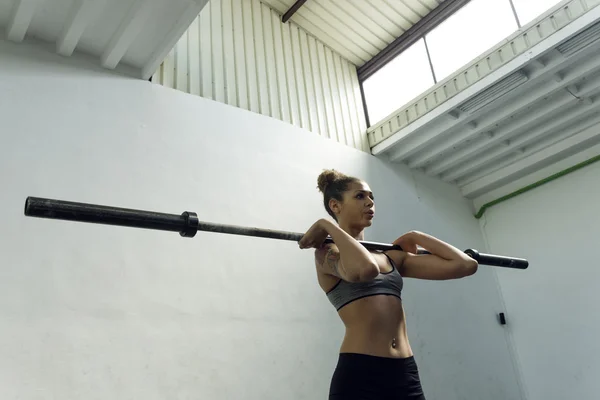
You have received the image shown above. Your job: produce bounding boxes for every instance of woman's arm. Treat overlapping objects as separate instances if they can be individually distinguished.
[309,219,380,282]
[393,231,478,280]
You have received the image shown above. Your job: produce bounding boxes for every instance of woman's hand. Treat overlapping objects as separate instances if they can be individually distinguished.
[301,219,380,281]
[392,231,421,254]
[298,219,331,249]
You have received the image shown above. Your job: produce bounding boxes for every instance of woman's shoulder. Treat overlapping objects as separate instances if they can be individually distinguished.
[381,249,407,268]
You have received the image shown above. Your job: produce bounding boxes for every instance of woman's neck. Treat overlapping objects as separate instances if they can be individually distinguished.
[339,221,364,241]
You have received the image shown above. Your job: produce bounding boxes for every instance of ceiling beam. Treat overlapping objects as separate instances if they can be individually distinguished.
[460,122,600,198]
[357,0,472,82]
[432,94,577,174]
[422,52,600,174]
[443,99,600,182]
[458,111,600,187]
[442,78,600,181]
[57,0,104,56]
[282,0,308,23]
[101,0,154,70]
[6,0,43,42]
[472,141,600,210]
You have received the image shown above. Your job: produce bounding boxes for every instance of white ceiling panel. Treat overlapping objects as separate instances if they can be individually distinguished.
[0,0,209,79]
[259,0,444,66]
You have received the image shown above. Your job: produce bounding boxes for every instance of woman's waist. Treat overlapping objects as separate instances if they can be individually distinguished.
[343,319,408,338]
[340,326,412,358]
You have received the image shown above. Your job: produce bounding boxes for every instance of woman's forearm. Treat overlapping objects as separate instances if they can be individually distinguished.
[412,231,473,262]
[320,219,379,280]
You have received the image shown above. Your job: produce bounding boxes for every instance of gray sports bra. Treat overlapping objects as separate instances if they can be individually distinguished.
[325,252,403,311]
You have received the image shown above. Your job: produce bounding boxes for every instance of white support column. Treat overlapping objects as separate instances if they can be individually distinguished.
[6,0,43,42]
[57,0,104,56]
[101,0,154,70]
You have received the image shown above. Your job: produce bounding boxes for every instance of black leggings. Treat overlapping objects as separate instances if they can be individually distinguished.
[329,353,426,400]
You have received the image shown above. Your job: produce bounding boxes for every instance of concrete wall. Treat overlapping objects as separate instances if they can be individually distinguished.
[0,38,520,400]
[481,158,600,400]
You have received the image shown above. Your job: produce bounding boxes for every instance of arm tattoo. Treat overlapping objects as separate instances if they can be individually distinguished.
[326,248,342,276]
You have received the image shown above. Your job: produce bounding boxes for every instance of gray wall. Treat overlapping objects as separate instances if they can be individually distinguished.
[0,38,520,400]
[481,159,600,400]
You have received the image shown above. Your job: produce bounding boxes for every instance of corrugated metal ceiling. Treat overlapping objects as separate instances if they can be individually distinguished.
[259,0,443,66]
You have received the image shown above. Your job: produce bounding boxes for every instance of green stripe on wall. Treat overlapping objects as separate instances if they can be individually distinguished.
[475,154,600,219]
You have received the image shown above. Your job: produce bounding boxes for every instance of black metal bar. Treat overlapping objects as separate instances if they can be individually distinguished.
[357,0,472,82]
[508,0,522,29]
[423,36,438,84]
[24,196,528,269]
[24,197,399,251]
[282,0,307,23]
[25,197,185,233]
[359,80,371,128]
[464,249,528,270]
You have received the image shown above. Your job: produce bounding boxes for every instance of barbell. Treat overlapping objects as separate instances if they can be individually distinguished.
[23,196,528,270]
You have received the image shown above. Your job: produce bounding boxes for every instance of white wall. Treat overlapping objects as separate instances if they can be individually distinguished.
[153,0,369,152]
[480,160,600,400]
[0,38,521,400]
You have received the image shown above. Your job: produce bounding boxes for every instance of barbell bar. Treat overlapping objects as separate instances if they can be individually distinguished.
[23,197,528,270]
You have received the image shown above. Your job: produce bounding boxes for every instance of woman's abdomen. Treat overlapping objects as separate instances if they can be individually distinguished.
[338,295,413,358]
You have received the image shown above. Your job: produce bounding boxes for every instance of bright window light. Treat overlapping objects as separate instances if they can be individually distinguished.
[512,0,562,26]
[362,38,435,126]
[425,0,518,82]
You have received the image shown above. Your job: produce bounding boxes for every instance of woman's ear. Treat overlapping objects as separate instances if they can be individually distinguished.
[329,198,341,216]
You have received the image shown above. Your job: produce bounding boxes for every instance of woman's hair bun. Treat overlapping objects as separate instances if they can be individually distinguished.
[317,169,345,193]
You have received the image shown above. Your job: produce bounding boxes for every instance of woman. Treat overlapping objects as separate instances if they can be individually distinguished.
[298,169,478,400]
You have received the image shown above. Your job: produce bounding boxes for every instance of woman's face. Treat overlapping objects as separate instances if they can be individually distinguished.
[333,181,375,228]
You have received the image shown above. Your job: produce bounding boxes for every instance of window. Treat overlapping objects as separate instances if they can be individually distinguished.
[362,38,435,125]
[511,0,562,26]
[425,0,518,83]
